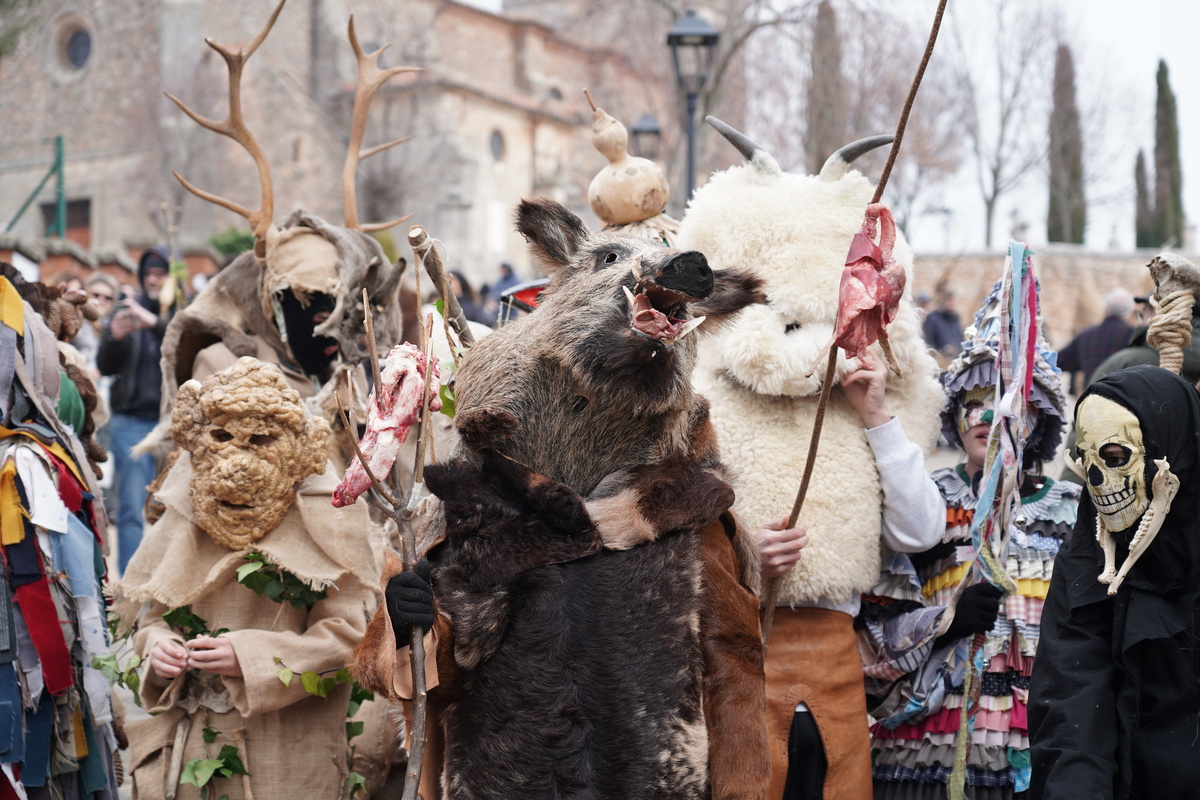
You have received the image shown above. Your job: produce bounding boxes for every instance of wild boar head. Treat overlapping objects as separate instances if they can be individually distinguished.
[451,197,762,494]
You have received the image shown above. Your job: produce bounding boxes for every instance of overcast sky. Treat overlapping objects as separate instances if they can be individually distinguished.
[461,0,1199,254]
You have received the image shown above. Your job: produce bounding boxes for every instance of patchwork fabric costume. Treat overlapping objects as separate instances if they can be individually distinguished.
[860,281,1079,799]
[1030,366,1200,799]
[0,273,120,797]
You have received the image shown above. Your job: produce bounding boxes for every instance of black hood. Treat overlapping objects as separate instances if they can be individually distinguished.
[1065,365,1200,646]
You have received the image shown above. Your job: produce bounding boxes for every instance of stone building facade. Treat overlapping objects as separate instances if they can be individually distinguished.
[0,0,675,289]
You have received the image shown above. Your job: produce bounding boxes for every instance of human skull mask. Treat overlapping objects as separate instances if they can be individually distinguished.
[1075,394,1148,533]
[172,359,330,549]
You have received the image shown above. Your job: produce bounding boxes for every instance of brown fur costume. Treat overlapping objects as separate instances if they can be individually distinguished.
[355,198,770,799]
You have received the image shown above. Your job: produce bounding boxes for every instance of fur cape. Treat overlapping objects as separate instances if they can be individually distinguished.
[355,443,769,800]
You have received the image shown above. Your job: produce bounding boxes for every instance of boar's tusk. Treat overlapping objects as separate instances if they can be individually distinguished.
[676,315,706,341]
[623,285,638,312]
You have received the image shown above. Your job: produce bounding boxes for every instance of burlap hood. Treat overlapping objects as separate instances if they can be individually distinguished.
[113,450,379,629]
[159,209,404,415]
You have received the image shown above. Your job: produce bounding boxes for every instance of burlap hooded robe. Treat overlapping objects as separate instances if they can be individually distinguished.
[115,452,379,800]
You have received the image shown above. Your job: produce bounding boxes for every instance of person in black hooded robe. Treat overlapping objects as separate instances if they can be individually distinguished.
[1029,365,1200,799]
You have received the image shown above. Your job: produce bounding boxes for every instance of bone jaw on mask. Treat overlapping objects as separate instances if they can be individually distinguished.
[1095,457,1180,595]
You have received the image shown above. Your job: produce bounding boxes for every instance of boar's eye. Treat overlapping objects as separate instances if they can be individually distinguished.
[785,322,802,334]
[603,251,619,265]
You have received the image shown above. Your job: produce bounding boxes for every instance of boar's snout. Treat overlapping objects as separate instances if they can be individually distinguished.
[654,251,713,300]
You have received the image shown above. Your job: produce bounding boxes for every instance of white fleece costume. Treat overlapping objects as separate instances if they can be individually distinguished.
[677,130,945,799]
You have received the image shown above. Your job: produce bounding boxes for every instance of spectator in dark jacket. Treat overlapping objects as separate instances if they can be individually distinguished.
[922,288,963,364]
[1057,287,1134,392]
[97,247,172,573]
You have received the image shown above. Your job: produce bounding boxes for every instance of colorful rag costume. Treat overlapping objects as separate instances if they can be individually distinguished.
[1029,366,1200,799]
[0,273,120,797]
[862,467,1078,798]
[860,266,1078,799]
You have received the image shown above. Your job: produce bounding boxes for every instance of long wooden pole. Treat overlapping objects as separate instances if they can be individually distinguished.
[760,0,950,647]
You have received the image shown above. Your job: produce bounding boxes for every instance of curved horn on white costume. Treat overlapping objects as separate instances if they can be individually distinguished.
[706,116,781,176]
[819,135,894,181]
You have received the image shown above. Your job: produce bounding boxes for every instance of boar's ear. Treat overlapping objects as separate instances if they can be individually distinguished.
[516,197,589,273]
[694,268,765,326]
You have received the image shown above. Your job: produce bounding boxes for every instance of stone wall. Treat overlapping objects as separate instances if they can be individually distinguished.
[913,246,1178,350]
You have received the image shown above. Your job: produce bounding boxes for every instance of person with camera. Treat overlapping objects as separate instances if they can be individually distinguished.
[97,247,173,574]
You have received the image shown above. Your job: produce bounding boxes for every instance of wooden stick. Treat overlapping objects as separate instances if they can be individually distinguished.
[362,288,384,394]
[164,716,191,800]
[412,313,436,487]
[763,0,950,649]
[408,225,475,348]
[761,346,837,644]
[230,728,256,800]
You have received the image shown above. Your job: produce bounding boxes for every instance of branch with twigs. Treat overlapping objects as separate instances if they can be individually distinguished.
[336,289,438,800]
[337,220,475,800]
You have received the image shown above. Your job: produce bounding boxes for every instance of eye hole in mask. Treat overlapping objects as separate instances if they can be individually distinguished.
[957,385,996,434]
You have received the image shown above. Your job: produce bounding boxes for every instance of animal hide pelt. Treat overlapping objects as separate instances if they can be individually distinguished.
[421,450,760,800]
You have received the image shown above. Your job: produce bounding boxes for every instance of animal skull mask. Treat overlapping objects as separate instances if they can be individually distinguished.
[1075,394,1149,534]
[171,358,331,549]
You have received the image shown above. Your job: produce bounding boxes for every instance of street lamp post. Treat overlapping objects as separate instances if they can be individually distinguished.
[629,113,663,160]
[667,10,719,202]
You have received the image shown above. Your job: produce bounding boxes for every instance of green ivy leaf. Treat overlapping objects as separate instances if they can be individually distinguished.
[346,720,364,741]
[164,606,211,638]
[236,561,265,581]
[350,684,374,706]
[181,758,223,788]
[277,668,294,687]
[439,384,456,418]
[345,771,368,799]
[335,668,353,684]
[434,298,445,317]
[300,671,322,696]
[217,745,249,776]
[91,653,120,683]
[202,728,218,744]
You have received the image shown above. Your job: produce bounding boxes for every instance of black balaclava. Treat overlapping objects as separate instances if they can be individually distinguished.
[279,290,339,379]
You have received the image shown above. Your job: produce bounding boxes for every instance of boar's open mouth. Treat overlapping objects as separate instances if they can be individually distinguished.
[623,284,706,347]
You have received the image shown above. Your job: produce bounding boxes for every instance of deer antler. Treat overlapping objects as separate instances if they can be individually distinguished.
[166,0,284,251]
[343,17,421,233]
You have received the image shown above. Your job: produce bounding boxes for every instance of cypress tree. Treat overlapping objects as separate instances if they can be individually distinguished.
[804,0,846,174]
[1135,150,1156,248]
[1154,60,1184,247]
[1047,44,1086,243]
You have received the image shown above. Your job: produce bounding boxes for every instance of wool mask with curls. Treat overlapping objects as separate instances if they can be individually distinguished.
[172,358,331,550]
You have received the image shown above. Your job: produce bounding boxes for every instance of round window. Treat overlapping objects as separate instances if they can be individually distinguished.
[490,129,505,162]
[64,28,91,69]
[50,15,94,76]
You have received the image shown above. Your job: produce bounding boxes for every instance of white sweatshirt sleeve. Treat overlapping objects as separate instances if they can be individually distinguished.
[865,417,945,554]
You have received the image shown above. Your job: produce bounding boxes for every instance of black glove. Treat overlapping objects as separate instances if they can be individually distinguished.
[937,582,1004,645]
[386,558,434,644]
